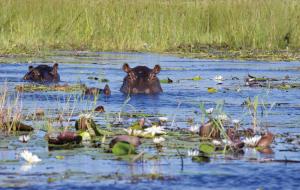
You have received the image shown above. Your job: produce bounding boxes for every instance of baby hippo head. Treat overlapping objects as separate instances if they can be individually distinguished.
[23,63,60,83]
[120,63,163,94]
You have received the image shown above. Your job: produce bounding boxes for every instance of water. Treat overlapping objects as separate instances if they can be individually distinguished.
[0,52,300,190]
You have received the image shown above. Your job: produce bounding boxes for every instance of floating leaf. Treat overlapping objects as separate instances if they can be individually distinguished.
[160,78,173,84]
[192,155,210,163]
[199,143,215,154]
[129,122,143,130]
[112,142,137,156]
[55,155,65,160]
[207,87,217,93]
[193,76,202,81]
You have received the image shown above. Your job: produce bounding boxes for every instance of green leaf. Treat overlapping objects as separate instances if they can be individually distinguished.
[207,87,217,93]
[112,142,137,156]
[199,143,215,154]
[192,155,210,163]
[193,76,202,81]
[129,122,143,130]
[55,155,65,160]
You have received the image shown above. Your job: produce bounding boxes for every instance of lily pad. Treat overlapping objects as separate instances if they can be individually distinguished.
[112,142,137,156]
[193,76,202,81]
[207,87,217,93]
[192,155,210,163]
[199,143,215,154]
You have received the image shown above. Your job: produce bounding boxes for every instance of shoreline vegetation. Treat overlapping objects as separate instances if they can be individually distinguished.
[0,0,299,61]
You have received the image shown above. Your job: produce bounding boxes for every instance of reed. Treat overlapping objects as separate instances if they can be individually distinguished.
[0,0,299,54]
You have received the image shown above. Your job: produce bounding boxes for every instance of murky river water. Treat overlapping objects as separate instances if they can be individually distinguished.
[0,52,300,190]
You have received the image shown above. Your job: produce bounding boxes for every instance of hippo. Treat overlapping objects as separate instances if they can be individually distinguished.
[120,63,163,94]
[23,63,60,83]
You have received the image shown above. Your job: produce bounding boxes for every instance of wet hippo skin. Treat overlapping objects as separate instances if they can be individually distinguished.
[120,63,163,94]
[23,63,60,83]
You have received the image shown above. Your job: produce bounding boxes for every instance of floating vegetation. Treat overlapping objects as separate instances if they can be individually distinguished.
[192,76,203,81]
[112,142,137,156]
[160,78,173,84]
[207,87,217,93]
[15,84,86,92]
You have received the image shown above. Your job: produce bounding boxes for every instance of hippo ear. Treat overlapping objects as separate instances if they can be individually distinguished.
[153,65,161,74]
[51,63,58,75]
[28,66,34,71]
[122,63,131,73]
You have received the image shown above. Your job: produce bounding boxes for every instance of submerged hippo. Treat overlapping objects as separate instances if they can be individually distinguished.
[120,63,163,94]
[23,63,60,83]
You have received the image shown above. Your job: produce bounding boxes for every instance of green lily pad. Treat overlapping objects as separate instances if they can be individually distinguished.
[112,142,137,156]
[193,76,202,81]
[129,122,143,130]
[192,155,210,163]
[199,143,215,154]
[207,87,217,93]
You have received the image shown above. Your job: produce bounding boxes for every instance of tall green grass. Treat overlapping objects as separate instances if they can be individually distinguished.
[0,0,299,54]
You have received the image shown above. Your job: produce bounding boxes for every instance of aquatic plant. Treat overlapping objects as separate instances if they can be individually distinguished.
[20,150,42,164]
[144,125,166,137]
[153,137,165,144]
[0,84,32,132]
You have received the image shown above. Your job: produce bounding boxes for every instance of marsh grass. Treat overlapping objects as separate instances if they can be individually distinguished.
[0,0,299,54]
[0,84,23,132]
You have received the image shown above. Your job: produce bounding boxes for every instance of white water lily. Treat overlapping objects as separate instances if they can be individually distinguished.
[187,149,199,157]
[206,108,214,114]
[158,117,168,122]
[243,135,262,147]
[188,125,200,133]
[144,125,166,136]
[20,150,42,164]
[19,135,30,143]
[212,139,222,146]
[232,119,240,124]
[215,114,229,121]
[153,137,165,144]
[214,75,224,82]
[123,128,145,136]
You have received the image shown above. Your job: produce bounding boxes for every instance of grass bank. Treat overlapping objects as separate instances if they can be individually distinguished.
[0,0,299,58]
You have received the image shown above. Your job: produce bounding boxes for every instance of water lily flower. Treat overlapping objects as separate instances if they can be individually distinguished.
[214,75,224,83]
[215,114,229,121]
[144,125,166,136]
[20,150,42,164]
[19,135,30,143]
[189,124,200,133]
[123,128,145,136]
[232,119,240,124]
[153,137,165,144]
[205,108,214,114]
[158,117,168,122]
[187,149,199,157]
[212,139,222,146]
[243,135,262,147]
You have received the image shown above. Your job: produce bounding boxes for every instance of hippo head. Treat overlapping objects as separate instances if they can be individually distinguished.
[120,63,163,94]
[23,63,60,83]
